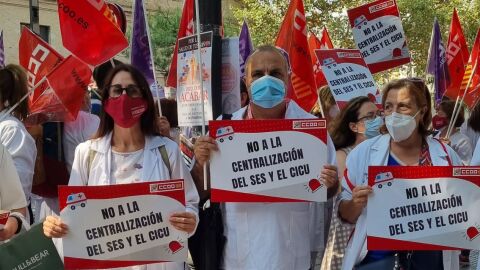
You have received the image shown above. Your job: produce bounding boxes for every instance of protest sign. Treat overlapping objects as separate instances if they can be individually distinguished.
[59,180,187,269]
[0,210,9,230]
[221,37,241,114]
[0,223,64,270]
[209,119,328,202]
[367,166,480,250]
[176,32,213,126]
[347,0,410,73]
[315,49,379,108]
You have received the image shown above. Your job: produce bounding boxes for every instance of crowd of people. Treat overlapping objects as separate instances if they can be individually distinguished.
[1,44,480,270]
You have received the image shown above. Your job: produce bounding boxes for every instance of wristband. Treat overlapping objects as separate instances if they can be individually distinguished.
[11,215,22,234]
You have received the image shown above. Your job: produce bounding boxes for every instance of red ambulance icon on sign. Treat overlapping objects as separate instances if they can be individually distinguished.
[375,172,394,188]
[354,15,368,29]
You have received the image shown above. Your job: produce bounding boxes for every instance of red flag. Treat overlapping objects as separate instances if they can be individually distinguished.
[444,8,469,99]
[166,0,194,88]
[275,0,317,111]
[462,29,480,108]
[26,56,92,126]
[308,27,334,88]
[57,0,128,66]
[18,26,64,104]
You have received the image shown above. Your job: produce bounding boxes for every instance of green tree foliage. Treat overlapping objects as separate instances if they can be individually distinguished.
[233,0,480,76]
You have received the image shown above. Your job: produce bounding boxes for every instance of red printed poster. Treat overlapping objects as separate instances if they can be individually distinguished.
[367,166,480,250]
[58,180,187,269]
[315,49,379,109]
[347,0,410,73]
[209,119,328,202]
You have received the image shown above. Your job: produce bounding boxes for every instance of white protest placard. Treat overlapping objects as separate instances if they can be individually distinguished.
[209,119,328,202]
[177,32,213,126]
[347,0,410,73]
[59,180,187,269]
[367,166,480,250]
[221,37,241,114]
[315,49,380,109]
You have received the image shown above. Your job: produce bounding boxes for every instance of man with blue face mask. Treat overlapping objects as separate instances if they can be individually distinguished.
[192,45,339,270]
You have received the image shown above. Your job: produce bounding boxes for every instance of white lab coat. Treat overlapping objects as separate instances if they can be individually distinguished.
[55,132,199,270]
[434,128,473,165]
[0,143,27,211]
[339,134,462,270]
[0,109,36,204]
[471,137,480,166]
[220,100,337,270]
[460,121,480,149]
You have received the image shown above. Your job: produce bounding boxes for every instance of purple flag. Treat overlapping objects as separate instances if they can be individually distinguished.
[130,0,156,90]
[239,20,254,78]
[0,30,5,68]
[426,18,450,104]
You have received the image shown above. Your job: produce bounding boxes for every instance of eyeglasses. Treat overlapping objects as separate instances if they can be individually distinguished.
[106,84,143,98]
[357,110,384,122]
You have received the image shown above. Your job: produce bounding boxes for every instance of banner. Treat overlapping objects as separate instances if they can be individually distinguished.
[460,29,480,108]
[176,32,213,126]
[367,166,480,250]
[315,49,379,108]
[57,0,129,66]
[0,210,9,230]
[426,19,451,104]
[0,223,64,270]
[347,0,410,73]
[131,0,156,92]
[221,37,241,114]
[58,180,187,269]
[308,28,334,88]
[239,20,254,78]
[209,119,328,202]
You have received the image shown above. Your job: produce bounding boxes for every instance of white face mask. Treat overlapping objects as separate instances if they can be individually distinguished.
[385,111,420,142]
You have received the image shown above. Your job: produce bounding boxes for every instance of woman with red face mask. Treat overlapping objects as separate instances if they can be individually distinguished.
[432,100,473,165]
[42,64,199,270]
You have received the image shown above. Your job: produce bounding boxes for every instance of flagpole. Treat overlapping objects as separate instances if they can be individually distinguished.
[0,76,46,122]
[446,62,478,139]
[193,0,208,191]
[141,0,162,117]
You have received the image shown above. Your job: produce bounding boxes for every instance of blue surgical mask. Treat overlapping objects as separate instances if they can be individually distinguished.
[364,116,383,138]
[250,75,286,108]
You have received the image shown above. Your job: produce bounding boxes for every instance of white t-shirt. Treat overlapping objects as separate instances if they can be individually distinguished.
[111,149,145,185]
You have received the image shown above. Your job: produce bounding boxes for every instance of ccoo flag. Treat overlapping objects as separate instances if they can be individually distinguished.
[426,18,450,104]
[275,0,317,111]
[166,0,194,88]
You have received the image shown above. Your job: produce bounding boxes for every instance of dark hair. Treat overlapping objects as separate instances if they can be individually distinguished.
[329,96,371,150]
[159,98,178,128]
[93,59,123,90]
[0,64,29,120]
[240,80,250,105]
[311,86,336,118]
[381,78,432,137]
[468,102,480,132]
[438,100,464,128]
[93,64,158,138]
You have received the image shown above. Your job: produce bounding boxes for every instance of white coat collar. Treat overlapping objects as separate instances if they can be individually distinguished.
[89,132,167,154]
[368,134,449,165]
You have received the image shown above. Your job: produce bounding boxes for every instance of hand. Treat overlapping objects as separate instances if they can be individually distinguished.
[156,116,171,137]
[320,164,338,189]
[169,212,197,234]
[193,136,218,167]
[351,186,373,208]
[0,217,19,241]
[43,216,69,238]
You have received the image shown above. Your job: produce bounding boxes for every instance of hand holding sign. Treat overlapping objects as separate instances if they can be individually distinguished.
[193,136,218,167]
[43,216,69,239]
[169,212,197,234]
